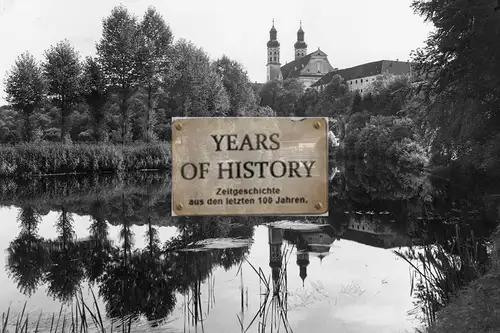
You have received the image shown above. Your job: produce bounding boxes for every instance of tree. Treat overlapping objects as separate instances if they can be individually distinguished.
[163,39,229,117]
[4,51,46,142]
[294,88,320,116]
[351,91,363,114]
[258,79,304,116]
[259,80,282,110]
[81,56,109,142]
[138,6,173,142]
[0,106,21,143]
[410,0,500,170]
[316,75,350,117]
[43,40,82,143]
[364,74,412,116]
[214,55,256,116]
[274,79,304,116]
[96,5,144,144]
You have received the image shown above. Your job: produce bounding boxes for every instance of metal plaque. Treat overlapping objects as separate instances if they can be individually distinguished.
[171,117,328,216]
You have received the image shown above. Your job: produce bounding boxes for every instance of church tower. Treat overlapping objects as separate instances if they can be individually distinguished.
[266,19,282,82]
[268,227,284,294]
[294,21,307,59]
[296,251,310,287]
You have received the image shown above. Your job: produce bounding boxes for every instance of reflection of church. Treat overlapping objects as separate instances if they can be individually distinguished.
[268,226,336,287]
[268,227,285,293]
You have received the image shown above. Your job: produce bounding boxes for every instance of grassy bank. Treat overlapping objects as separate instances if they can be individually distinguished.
[425,226,500,333]
[0,143,171,177]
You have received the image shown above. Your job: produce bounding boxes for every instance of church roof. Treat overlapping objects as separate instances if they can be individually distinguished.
[294,41,307,49]
[310,60,414,88]
[280,50,328,79]
[280,53,313,79]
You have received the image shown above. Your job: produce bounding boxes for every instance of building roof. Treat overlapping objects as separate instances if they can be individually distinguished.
[280,53,313,79]
[294,41,307,49]
[267,40,280,47]
[310,60,414,88]
[280,49,328,79]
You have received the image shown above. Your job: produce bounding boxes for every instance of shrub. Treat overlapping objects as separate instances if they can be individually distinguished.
[0,143,171,177]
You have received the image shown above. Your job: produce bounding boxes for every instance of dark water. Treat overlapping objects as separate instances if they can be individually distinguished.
[1,159,498,333]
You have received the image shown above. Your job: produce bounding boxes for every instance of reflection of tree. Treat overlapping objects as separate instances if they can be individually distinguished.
[83,199,112,284]
[98,242,177,323]
[132,253,176,324]
[97,192,177,324]
[45,207,84,303]
[55,206,75,246]
[6,206,47,296]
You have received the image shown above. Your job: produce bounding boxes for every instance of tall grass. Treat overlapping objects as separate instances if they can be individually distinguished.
[0,288,172,333]
[394,226,487,330]
[0,143,171,177]
[2,290,110,333]
[241,244,294,333]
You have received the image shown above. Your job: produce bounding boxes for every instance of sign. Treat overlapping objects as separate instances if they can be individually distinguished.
[171,117,329,216]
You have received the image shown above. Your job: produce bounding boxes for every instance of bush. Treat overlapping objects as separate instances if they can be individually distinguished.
[0,143,171,177]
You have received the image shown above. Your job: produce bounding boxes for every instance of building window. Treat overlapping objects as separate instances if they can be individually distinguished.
[273,56,276,61]
[355,80,358,84]
[269,57,272,62]
[361,79,363,83]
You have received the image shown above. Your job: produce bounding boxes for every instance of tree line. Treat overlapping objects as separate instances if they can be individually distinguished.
[2,5,271,145]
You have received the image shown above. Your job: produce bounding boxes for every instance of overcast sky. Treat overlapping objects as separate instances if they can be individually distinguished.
[0,0,433,106]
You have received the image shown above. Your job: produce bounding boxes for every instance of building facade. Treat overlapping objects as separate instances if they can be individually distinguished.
[310,60,414,93]
[266,21,335,89]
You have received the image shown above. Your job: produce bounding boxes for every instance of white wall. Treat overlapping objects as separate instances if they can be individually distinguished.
[345,75,380,93]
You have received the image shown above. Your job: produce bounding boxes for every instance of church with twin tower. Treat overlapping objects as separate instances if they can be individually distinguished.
[266,20,335,88]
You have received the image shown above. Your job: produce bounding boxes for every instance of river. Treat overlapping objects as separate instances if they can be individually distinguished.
[0,158,498,333]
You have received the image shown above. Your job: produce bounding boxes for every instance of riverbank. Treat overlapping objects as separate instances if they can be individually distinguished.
[0,143,172,177]
[427,226,500,333]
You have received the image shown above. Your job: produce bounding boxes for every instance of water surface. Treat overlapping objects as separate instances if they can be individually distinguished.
[1,160,498,332]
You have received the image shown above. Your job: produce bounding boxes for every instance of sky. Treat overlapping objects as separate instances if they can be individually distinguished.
[0,0,433,106]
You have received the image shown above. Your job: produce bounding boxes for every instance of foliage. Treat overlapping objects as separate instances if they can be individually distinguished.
[80,57,109,142]
[1,5,272,145]
[410,0,500,174]
[161,39,230,117]
[0,143,171,177]
[96,5,144,144]
[258,79,304,116]
[315,75,351,117]
[43,40,82,143]
[214,55,257,116]
[345,113,428,168]
[294,88,320,117]
[3,52,47,142]
[138,6,173,143]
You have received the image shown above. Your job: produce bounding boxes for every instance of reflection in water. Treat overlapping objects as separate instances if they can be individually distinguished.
[0,159,499,332]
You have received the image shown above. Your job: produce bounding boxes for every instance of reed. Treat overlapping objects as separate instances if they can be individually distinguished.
[0,143,171,178]
[242,244,294,333]
[394,226,489,330]
[1,289,138,333]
